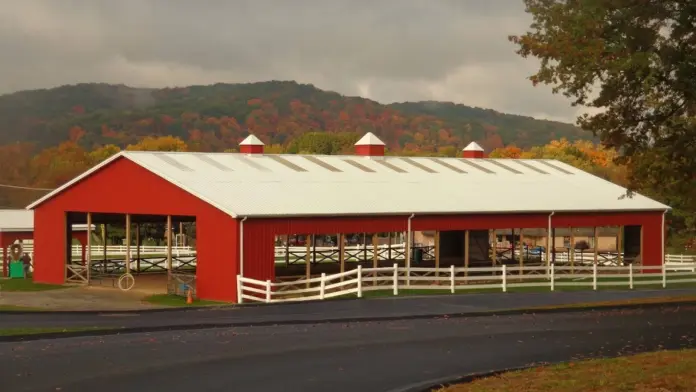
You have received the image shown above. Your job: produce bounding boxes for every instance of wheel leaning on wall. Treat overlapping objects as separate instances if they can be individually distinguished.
[118,273,135,291]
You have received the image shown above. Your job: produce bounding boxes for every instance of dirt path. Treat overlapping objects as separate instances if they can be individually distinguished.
[0,286,162,311]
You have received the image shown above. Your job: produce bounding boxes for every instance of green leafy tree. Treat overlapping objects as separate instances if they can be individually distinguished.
[510,0,696,232]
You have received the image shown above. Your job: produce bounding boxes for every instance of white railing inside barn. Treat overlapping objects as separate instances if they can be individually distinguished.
[11,241,696,265]
[237,263,696,304]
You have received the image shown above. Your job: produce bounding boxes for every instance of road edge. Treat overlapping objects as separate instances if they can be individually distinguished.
[389,365,534,392]
[2,300,696,342]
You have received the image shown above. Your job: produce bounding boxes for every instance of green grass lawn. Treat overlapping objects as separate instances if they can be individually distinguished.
[0,304,43,312]
[143,294,228,307]
[436,349,696,392]
[0,278,64,292]
[0,326,118,337]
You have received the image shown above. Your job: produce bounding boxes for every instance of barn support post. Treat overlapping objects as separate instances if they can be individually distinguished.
[552,228,557,264]
[464,230,470,278]
[284,235,290,266]
[434,230,440,279]
[125,214,131,274]
[406,214,415,286]
[86,213,92,283]
[166,215,172,277]
[510,228,515,264]
[593,226,599,265]
[339,233,345,282]
[305,234,312,288]
[372,234,379,285]
[362,233,367,262]
[570,227,575,273]
[312,234,317,266]
[387,232,392,261]
[491,230,497,267]
[102,224,108,274]
[136,223,141,273]
[518,228,524,276]
[546,212,554,276]
[617,225,623,265]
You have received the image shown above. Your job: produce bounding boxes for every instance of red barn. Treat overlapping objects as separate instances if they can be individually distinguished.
[26,133,670,302]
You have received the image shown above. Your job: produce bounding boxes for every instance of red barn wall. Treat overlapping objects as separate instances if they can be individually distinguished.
[32,157,239,302]
[242,211,666,282]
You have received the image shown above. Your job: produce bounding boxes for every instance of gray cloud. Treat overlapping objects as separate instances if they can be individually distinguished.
[0,0,585,123]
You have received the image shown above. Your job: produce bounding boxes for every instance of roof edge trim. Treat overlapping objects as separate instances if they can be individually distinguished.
[237,208,671,219]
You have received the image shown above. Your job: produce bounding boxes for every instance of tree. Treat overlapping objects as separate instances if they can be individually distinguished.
[489,145,522,159]
[89,144,121,164]
[510,0,696,232]
[126,136,188,152]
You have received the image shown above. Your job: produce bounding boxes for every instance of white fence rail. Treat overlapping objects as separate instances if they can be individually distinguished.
[237,263,696,304]
[15,245,196,256]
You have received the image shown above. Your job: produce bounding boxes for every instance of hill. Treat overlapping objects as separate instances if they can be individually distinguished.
[0,81,593,153]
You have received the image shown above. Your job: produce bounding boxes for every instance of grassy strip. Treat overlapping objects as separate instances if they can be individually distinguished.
[0,305,43,312]
[0,279,64,292]
[0,326,117,337]
[435,349,696,391]
[143,294,228,307]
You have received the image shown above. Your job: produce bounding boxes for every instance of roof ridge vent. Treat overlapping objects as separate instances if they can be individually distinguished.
[462,142,485,158]
[239,134,264,155]
[355,132,385,157]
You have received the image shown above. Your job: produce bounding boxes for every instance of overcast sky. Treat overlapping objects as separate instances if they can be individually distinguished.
[0,0,587,123]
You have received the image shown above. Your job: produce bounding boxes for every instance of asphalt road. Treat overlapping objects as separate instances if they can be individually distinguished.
[3,288,696,331]
[2,304,696,392]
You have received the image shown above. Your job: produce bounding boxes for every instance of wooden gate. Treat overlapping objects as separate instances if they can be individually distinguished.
[66,264,88,285]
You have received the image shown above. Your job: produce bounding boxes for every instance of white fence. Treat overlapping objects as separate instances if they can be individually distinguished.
[237,263,696,304]
[15,245,196,257]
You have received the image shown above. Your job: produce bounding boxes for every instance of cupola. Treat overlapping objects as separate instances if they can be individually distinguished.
[354,132,385,157]
[239,134,264,154]
[462,142,485,158]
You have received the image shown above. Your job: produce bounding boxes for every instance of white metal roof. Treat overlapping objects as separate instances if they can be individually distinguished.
[355,132,385,146]
[0,210,91,233]
[27,151,670,217]
[463,141,484,151]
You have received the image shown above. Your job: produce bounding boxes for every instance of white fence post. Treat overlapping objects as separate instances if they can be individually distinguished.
[629,264,634,290]
[393,263,398,296]
[320,273,326,300]
[502,264,507,293]
[237,275,243,304]
[265,280,271,303]
[662,263,667,288]
[550,263,555,292]
[357,265,363,298]
[592,263,598,291]
[450,265,455,294]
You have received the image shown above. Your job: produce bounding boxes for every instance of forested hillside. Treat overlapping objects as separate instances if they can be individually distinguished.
[0,81,591,152]
[0,80,599,210]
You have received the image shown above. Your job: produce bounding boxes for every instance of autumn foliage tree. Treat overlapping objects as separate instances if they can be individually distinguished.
[126,136,188,152]
[510,0,696,232]
[490,139,628,186]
